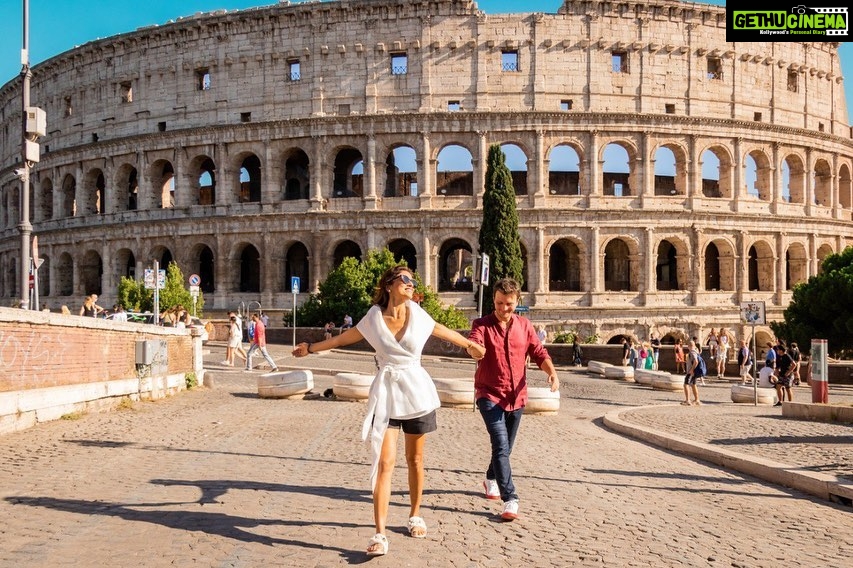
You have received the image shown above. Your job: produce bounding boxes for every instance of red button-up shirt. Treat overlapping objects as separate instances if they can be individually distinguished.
[469,313,551,411]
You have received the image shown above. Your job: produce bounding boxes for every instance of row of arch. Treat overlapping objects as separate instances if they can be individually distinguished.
[3,136,852,227]
[0,233,835,302]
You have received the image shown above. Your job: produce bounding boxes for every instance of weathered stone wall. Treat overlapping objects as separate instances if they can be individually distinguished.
[0,307,200,434]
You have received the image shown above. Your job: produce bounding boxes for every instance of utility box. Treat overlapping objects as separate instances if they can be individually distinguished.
[136,340,159,365]
[25,140,40,163]
[26,107,46,137]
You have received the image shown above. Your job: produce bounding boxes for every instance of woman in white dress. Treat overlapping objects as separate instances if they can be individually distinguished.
[293,265,485,557]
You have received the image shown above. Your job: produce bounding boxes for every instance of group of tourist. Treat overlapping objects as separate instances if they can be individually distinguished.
[620,335,663,371]
[293,267,559,557]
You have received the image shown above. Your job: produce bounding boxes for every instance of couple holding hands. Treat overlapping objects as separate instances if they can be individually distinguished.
[292,265,560,557]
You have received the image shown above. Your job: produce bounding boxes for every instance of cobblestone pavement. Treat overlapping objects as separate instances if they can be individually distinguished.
[0,344,851,567]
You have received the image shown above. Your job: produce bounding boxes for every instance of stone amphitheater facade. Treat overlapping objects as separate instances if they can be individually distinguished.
[1,0,852,345]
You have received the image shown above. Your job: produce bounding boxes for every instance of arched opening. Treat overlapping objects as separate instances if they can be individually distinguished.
[653,145,687,196]
[37,255,50,298]
[549,239,581,291]
[388,239,417,270]
[115,248,136,281]
[813,159,832,207]
[199,246,215,293]
[284,242,310,292]
[61,174,76,217]
[438,239,474,291]
[603,239,632,291]
[817,244,833,274]
[239,155,262,203]
[548,144,581,195]
[151,160,175,209]
[785,243,808,290]
[701,148,733,198]
[384,146,418,197]
[704,242,721,291]
[838,163,852,212]
[80,250,103,295]
[332,148,364,198]
[196,157,216,205]
[39,178,54,220]
[501,143,528,196]
[656,240,679,290]
[57,253,73,296]
[239,245,261,292]
[602,143,633,197]
[333,240,362,268]
[436,144,474,196]
[283,149,310,201]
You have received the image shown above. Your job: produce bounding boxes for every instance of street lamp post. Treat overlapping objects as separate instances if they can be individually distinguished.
[18,0,33,310]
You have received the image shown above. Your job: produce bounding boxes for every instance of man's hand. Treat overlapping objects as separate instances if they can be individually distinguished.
[548,373,560,392]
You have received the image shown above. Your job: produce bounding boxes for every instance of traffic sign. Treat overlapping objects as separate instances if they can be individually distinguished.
[291,276,301,294]
[514,305,529,313]
[188,273,201,286]
[144,269,166,290]
[480,253,490,284]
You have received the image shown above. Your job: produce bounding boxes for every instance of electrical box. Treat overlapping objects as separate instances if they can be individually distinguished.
[25,140,40,163]
[135,340,157,365]
[26,107,46,137]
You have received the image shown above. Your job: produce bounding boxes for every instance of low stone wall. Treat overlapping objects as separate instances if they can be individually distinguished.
[0,308,202,435]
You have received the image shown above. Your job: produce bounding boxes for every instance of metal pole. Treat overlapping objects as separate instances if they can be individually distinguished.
[292,291,297,349]
[18,0,32,310]
[153,260,160,325]
[751,321,757,406]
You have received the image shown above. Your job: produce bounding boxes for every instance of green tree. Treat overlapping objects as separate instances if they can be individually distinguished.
[115,263,203,316]
[478,144,524,315]
[771,246,853,358]
[294,248,470,329]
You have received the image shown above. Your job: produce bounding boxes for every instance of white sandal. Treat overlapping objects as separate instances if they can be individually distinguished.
[407,516,427,539]
[366,533,388,557]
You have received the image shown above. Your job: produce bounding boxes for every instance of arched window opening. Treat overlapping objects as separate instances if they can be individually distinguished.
[436,145,473,196]
[57,253,73,296]
[239,155,262,203]
[199,246,215,293]
[80,250,103,295]
[61,174,76,217]
[199,158,216,205]
[656,241,678,291]
[603,239,631,290]
[333,149,364,198]
[748,246,759,291]
[549,239,581,291]
[284,150,310,201]
[239,245,261,293]
[333,241,362,268]
[500,143,528,196]
[388,239,417,271]
[704,243,721,291]
[653,146,678,196]
[602,144,631,197]
[438,239,473,291]
[384,146,418,197]
[284,243,310,292]
[548,145,580,195]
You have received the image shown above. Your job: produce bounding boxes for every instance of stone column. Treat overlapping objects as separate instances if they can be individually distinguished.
[418,132,433,209]
[737,230,748,303]
[692,226,703,305]
[771,142,781,205]
[474,131,487,207]
[173,146,189,208]
[587,131,600,198]
[732,137,744,208]
[364,134,379,209]
[534,226,546,294]
[643,226,655,303]
[809,233,818,278]
[687,135,698,200]
[639,131,652,203]
[532,129,547,207]
[419,231,432,288]
[309,136,325,210]
[262,139,277,205]
[589,226,600,305]
[775,233,786,305]
[215,143,230,206]
[74,162,83,214]
[805,147,814,215]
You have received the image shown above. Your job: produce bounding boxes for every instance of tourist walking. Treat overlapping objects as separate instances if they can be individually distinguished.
[682,340,704,406]
[245,313,278,372]
[292,265,484,557]
[468,277,560,522]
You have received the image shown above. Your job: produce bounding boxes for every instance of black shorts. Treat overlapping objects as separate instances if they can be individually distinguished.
[388,410,437,435]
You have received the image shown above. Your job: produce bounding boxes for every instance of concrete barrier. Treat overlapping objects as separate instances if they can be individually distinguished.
[433,378,474,408]
[332,372,373,401]
[730,384,778,405]
[524,387,560,415]
[257,370,314,399]
[587,360,613,376]
[604,366,635,382]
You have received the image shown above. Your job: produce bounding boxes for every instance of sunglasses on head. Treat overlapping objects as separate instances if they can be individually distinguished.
[394,274,415,286]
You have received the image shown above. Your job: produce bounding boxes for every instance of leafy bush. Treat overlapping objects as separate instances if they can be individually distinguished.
[116,262,203,316]
[552,331,575,344]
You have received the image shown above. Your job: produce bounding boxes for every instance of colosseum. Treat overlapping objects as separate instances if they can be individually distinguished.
[1,0,852,346]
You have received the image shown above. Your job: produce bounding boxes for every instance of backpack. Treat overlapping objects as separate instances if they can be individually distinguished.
[694,353,707,377]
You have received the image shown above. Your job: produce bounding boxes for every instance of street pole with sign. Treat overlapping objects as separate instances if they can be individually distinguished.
[477,253,489,317]
[188,273,201,316]
[740,301,765,406]
[291,276,300,349]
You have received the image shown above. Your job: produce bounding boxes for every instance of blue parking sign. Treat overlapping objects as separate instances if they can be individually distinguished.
[291,276,300,294]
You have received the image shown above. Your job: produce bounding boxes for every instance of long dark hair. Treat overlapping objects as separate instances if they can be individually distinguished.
[372,265,413,309]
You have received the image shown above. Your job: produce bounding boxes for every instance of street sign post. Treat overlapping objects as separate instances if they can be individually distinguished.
[740,301,766,405]
[477,253,489,317]
[291,276,300,348]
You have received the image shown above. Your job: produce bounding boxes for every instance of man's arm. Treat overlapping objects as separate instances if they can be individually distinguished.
[538,357,560,392]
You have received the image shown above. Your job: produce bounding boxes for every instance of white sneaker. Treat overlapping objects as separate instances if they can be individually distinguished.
[501,499,519,521]
[483,479,500,500]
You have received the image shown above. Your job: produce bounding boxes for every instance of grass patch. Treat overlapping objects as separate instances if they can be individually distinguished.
[60,411,85,420]
[116,397,135,411]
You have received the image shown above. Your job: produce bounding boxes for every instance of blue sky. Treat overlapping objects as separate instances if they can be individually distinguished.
[0,0,850,118]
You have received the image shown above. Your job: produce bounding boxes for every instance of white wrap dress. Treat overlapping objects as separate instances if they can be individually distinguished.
[356,301,442,489]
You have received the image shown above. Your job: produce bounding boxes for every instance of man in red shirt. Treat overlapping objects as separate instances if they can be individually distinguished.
[245,313,278,372]
[468,278,559,521]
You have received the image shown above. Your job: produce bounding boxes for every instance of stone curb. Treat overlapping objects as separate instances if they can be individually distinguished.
[603,404,853,507]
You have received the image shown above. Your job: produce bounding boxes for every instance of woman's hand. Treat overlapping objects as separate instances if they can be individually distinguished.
[292,342,310,357]
[466,342,486,360]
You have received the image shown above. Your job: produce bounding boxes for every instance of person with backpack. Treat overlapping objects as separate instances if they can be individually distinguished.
[737,339,753,384]
[789,342,802,385]
[682,340,704,406]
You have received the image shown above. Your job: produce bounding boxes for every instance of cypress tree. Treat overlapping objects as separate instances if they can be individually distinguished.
[478,144,524,315]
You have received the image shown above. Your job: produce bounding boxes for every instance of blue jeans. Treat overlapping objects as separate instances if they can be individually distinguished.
[246,344,277,370]
[477,398,522,502]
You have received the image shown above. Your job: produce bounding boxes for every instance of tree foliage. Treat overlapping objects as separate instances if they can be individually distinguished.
[478,144,524,314]
[116,262,204,316]
[293,248,470,329]
[771,246,853,358]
